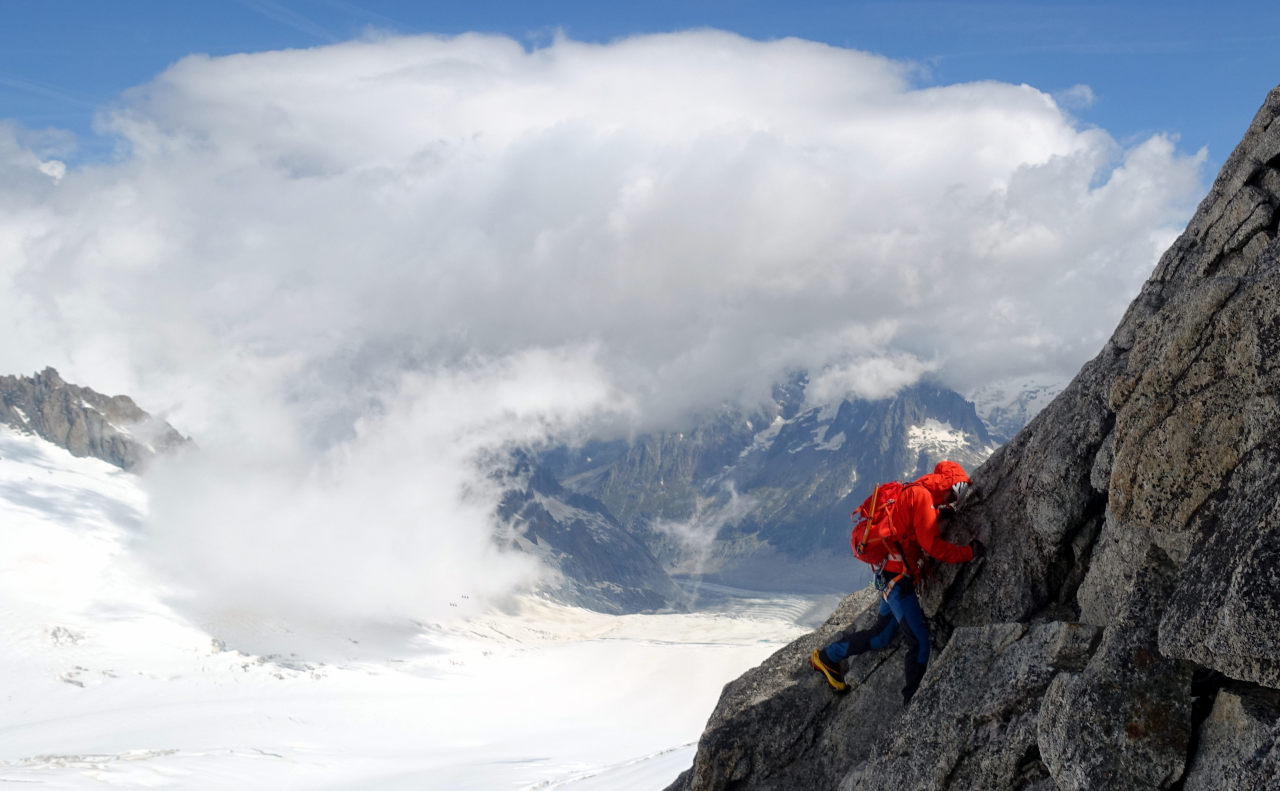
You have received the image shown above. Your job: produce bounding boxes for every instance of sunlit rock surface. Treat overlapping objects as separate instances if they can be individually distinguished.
[0,367,187,471]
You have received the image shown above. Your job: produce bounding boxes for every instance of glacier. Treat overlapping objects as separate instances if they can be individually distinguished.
[0,426,812,789]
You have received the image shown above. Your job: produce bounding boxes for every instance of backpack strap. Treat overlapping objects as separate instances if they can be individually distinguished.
[881,480,927,579]
[855,484,880,554]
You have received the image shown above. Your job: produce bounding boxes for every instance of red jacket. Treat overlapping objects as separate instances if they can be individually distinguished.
[882,482,974,575]
[880,455,977,573]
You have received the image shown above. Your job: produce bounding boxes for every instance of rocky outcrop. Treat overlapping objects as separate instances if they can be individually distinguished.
[1037,546,1191,790]
[844,619,1100,791]
[670,588,902,790]
[0,367,188,471]
[1182,687,1280,789]
[669,84,1280,790]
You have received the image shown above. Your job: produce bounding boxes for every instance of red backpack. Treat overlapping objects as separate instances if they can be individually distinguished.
[850,481,912,571]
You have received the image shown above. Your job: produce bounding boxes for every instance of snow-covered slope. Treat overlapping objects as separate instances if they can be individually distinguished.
[904,417,998,476]
[0,427,809,789]
[966,376,1066,442]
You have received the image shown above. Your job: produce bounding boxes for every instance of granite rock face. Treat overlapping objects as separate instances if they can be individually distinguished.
[841,620,1101,791]
[669,85,1280,791]
[0,367,188,471]
[1182,688,1280,789]
[1037,547,1192,790]
[670,589,907,791]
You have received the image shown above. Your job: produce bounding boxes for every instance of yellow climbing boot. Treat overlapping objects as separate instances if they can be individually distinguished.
[809,649,848,693]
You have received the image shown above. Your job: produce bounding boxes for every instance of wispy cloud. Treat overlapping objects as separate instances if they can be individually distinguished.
[319,0,405,33]
[1055,84,1096,110]
[0,74,97,108]
[236,0,340,43]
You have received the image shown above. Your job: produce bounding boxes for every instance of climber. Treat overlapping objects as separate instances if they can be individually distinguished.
[809,460,985,704]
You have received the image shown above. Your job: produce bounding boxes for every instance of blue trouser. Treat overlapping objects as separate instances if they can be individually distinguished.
[820,577,931,703]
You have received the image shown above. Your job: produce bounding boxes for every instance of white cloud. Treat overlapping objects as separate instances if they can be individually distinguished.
[653,483,757,577]
[0,31,1206,632]
[1055,83,1097,110]
[138,346,621,634]
[36,158,65,181]
[808,355,939,403]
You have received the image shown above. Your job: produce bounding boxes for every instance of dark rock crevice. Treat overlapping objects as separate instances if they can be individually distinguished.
[1010,743,1051,790]
[1176,673,1280,789]
[1169,667,1231,791]
[1200,187,1274,278]
[1050,489,1108,618]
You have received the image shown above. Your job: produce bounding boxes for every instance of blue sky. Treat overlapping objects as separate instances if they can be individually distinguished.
[2,1,1278,171]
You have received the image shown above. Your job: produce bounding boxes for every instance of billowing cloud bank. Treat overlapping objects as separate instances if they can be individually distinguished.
[0,31,1205,633]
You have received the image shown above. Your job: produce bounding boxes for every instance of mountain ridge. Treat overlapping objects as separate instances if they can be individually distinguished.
[0,367,188,472]
[536,379,1000,601]
[667,83,1280,790]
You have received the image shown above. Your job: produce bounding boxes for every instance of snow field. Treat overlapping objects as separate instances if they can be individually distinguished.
[0,428,810,789]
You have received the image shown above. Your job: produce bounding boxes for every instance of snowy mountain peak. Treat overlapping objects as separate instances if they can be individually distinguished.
[904,417,996,479]
[966,375,1066,443]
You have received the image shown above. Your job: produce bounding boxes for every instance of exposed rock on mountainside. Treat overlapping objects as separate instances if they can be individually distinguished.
[0,367,188,471]
[669,85,1280,790]
[498,458,683,613]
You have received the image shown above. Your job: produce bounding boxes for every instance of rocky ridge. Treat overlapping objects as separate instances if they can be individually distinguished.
[668,84,1280,790]
[0,367,188,471]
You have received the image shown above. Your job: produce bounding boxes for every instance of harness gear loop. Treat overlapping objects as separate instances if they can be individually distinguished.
[880,571,907,602]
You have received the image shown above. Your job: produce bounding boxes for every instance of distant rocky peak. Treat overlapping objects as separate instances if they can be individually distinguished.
[0,367,189,472]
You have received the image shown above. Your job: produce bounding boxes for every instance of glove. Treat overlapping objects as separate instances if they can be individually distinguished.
[969,539,986,560]
[938,504,957,521]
